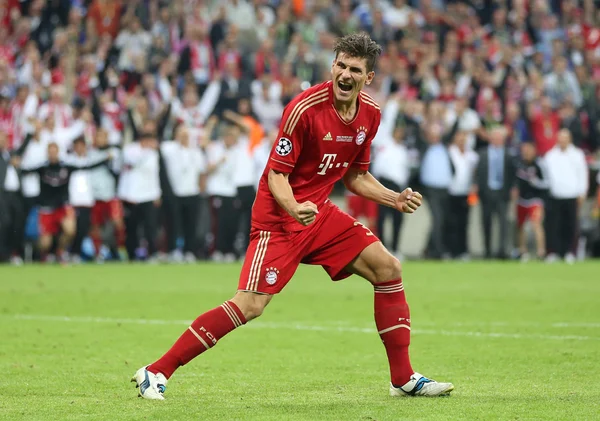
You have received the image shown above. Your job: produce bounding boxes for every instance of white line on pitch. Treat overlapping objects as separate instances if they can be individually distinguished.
[6,314,600,341]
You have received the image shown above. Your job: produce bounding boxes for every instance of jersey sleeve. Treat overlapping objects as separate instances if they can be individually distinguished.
[351,109,381,171]
[267,101,307,174]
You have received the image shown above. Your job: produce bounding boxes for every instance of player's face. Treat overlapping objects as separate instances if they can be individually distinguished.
[176,126,190,147]
[74,141,86,156]
[95,130,108,148]
[521,143,536,161]
[331,53,374,103]
[48,144,59,162]
[557,131,571,150]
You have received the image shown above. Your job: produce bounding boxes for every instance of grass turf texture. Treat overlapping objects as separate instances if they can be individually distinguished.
[0,262,599,421]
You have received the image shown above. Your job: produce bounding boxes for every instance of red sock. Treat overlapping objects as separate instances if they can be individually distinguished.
[374,278,413,386]
[148,301,246,379]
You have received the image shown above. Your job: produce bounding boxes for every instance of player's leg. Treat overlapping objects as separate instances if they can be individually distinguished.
[516,205,529,259]
[303,205,453,396]
[38,211,57,261]
[108,199,126,258]
[72,206,91,262]
[134,229,302,400]
[90,202,104,257]
[58,207,76,261]
[131,291,268,400]
[531,205,546,259]
[345,241,454,397]
[146,291,271,378]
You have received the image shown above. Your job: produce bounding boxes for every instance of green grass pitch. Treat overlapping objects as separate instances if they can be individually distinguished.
[1,261,599,420]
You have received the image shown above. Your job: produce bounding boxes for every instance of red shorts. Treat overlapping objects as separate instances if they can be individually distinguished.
[517,202,544,227]
[91,199,123,225]
[39,206,75,236]
[239,201,380,294]
[346,195,378,220]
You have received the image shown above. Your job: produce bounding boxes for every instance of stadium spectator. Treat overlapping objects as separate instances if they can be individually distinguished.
[161,125,207,263]
[528,96,561,156]
[89,129,123,261]
[232,129,259,257]
[446,131,479,260]
[68,137,96,263]
[118,133,162,262]
[205,124,239,262]
[0,130,27,263]
[418,117,458,259]
[473,127,517,260]
[372,126,409,258]
[543,129,588,263]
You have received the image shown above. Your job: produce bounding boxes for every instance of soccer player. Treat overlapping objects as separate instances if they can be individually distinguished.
[516,142,548,262]
[132,33,454,399]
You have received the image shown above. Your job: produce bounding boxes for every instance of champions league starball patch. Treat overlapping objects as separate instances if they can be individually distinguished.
[275,137,293,156]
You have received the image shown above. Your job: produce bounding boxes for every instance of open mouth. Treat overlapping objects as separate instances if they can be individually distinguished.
[338,81,353,92]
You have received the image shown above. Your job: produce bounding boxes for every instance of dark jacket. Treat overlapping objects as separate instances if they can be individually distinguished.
[475,146,517,201]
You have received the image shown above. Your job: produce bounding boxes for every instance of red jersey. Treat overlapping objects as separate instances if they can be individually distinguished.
[530,110,560,156]
[251,81,382,233]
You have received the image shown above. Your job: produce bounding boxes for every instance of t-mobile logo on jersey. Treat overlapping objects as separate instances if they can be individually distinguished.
[317,153,349,175]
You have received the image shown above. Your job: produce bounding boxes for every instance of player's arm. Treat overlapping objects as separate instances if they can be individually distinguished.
[343,169,422,214]
[18,161,46,174]
[268,169,318,226]
[267,95,321,225]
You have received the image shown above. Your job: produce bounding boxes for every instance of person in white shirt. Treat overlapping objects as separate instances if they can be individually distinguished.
[161,125,207,263]
[114,17,152,72]
[446,131,479,259]
[543,129,588,263]
[67,137,96,263]
[205,124,239,262]
[118,133,162,262]
[0,130,27,264]
[37,85,73,131]
[89,129,124,261]
[372,126,410,257]
[444,97,481,151]
[10,85,38,150]
[170,81,221,148]
[250,74,284,132]
[232,131,259,256]
[252,129,278,189]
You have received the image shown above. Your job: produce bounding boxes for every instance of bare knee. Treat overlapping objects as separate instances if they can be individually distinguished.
[372,255,402,284]
[39,235,52,252]
[230,291,272,321]
[62,217,76,238]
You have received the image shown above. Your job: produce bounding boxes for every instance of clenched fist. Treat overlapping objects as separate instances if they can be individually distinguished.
[290,201,319,226]
[395,188,422,214]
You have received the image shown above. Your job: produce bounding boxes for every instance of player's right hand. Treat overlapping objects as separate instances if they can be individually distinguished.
[291,201,318,226]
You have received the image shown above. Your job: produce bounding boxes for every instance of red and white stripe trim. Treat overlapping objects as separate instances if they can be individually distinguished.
[246,231,270,291]
[187,326,211,350]
[221,301,243,327]
[374,282,404,294]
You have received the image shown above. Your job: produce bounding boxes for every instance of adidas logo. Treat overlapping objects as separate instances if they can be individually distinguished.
[323,132,332,141]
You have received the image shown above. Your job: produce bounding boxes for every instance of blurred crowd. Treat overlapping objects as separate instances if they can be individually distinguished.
[1,0,600,265]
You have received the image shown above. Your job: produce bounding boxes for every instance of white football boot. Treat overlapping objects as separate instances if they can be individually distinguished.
[131,366,168,400]
[390,372,454,397]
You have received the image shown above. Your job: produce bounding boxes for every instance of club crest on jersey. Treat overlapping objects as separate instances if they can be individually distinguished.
[356,126,368,145]
[265,267,279,285]
[275,138,292,156]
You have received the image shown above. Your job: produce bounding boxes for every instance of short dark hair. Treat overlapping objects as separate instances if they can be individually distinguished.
[333,32,382,73]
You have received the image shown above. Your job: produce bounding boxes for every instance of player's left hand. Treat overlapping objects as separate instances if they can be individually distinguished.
[396,187,422,214]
